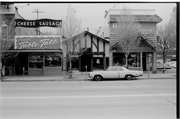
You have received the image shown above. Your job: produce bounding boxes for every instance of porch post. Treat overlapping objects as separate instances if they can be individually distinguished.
[103,54,106,70]
[152,51,157,74]
[91,54,93,71]
[109,52,113,66]
[140,52,143,70]
[79,56,81,72]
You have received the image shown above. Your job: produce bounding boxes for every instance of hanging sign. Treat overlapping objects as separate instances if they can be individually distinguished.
[15,36,62,50]
[15,19,62,28]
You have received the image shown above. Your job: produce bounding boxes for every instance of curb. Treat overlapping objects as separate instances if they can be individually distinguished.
[1,77,176,82]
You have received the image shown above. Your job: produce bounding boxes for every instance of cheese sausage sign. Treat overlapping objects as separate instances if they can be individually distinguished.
[15,19,62,28]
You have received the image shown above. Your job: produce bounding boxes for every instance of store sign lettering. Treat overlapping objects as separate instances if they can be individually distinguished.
[15,36,62,50]
[15,19,62,28]
[39,39,58,47]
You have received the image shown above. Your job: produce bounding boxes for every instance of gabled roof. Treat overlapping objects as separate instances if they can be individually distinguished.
[109,15,162,23]
[139,32,157,49]
[66,31,109,43]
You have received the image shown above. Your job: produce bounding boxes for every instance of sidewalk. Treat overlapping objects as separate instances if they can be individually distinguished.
[1,69,176,82]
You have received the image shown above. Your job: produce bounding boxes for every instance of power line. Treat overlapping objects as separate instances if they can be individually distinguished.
[32,9,43,35]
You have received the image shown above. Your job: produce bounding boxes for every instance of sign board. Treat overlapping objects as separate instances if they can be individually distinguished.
[15,36,62,50]
[0,3,15,14]
[15,19,62,28]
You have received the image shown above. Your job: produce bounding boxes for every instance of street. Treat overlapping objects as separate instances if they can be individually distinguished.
[0,79,176,119]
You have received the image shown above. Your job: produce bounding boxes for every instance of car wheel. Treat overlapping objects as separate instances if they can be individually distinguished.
[94,75,103,81]
[125,75,133,80]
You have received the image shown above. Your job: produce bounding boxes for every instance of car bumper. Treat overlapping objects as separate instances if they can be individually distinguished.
[88,74,93,78]
[134,74,143,77]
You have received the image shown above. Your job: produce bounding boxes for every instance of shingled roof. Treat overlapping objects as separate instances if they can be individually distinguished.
[109,14,162,23]
[139,32,157,49]
[109,31,157,50]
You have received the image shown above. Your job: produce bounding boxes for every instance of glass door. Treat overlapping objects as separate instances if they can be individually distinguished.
[28,55,44,75]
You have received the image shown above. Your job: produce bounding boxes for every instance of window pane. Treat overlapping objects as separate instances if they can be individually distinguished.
[45,56,61,67]
[29,55,43,69]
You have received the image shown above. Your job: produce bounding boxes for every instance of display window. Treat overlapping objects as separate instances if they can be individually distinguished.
[113,53,140,67]
[29,55,43,69]
[45,56,61,67]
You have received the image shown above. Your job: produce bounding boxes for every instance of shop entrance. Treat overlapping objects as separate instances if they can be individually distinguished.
[15,54,28,75]
[81,54,91,72]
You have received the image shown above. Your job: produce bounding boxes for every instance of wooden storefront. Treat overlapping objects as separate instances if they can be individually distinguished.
[62,31,109,72]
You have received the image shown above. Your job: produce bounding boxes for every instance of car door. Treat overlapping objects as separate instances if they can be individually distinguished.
[118,67,127,78]
[105,67,119,78]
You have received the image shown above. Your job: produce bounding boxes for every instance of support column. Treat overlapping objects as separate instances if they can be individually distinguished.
[63,57,67,71]
[140,52,143,70]
[103,54,106,70]
[109,52,113,66]
[79,56,81,72]
[91,55,93,71]
[152,51,157,74]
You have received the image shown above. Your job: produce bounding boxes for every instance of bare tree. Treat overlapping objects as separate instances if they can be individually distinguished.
[57,5,87,77]
[0,14,17,79]
[157,6,176,64]
[110,7,141,68]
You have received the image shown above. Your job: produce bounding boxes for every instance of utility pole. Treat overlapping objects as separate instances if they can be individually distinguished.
[32,8,43,35]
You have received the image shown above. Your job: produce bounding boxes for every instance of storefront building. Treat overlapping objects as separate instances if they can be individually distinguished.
[2,7,63,76]
[14,36,62,76]
[104,9,162,73]
[0,3,16,76]
[62,31,109,72]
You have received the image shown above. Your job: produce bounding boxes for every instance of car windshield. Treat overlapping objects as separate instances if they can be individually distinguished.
[107,66,119,71]
[106,66,126,71]
[121,67,129,71]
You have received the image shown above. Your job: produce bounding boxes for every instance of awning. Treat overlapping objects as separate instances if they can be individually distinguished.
[2,49,62,53]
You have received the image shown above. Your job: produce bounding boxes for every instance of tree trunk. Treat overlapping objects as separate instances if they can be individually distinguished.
[163,50,166,64]
[162,50,166,73]
[69,61,72,78]
[125,53,128,69]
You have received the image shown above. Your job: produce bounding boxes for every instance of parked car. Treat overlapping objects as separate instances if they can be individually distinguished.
[149,62,172,70]
[156,62,172,69]
[88,66,143,81]
[165,61,176,69]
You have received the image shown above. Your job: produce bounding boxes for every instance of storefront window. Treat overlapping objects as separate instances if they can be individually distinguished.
[93,57,103,69]
[45,56,61,67]
[29,55,43,69]
[113,53,140,67]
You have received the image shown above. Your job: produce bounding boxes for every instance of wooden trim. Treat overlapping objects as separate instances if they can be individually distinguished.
[103,54,106,70]
[97,38,99,53]
[92,37,97,50]
[103,42,105,54]
[91,35,93,53]
[91,55,93,71]
[92,52,105,55]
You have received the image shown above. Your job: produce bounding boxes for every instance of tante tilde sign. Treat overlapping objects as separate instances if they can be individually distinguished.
[15,36,62,50]
[15,19,62,28]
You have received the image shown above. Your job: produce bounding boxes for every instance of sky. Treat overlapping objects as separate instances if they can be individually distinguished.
[14,2,176,34]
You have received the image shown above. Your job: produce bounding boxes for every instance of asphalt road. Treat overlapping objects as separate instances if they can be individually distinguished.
[0,79,176,119]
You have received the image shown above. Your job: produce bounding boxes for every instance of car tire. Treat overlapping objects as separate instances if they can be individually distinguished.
[125,75,133,80]
[94,75,103,81]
